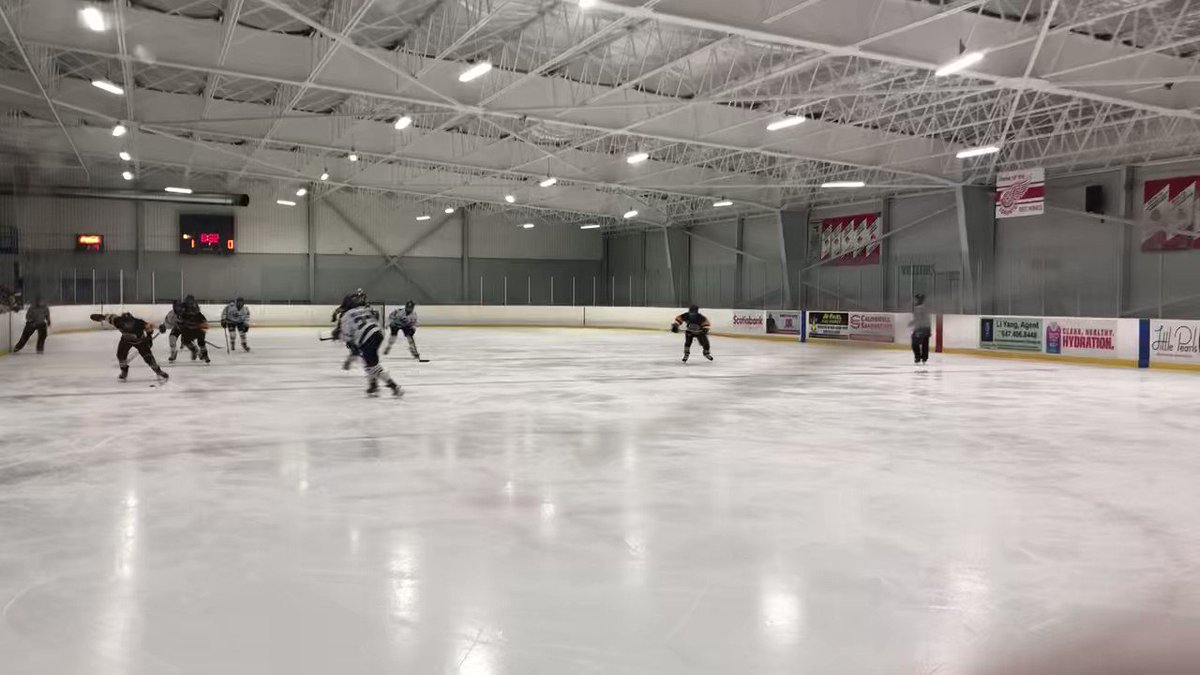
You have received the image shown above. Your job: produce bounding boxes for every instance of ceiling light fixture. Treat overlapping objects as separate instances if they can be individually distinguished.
[522,223,535,229]
[277,199,297,206]
[580,224,601,230]
[458,61,493,83]
[505,194,516,203]
[80,7,107,32]
[713,199,733,208]
[766,116,805,131]
[416,215,432,221]
[348,152,358,162]
[165,187,193,194]
[956,145,1001,159]
[111,123,127,137]
[444,207,455,214]
[296,188,307,196]
[320,171,329,181]
[935,51,984,77]
[626,152,649,164]
[121,171,133,181]
[578,0,597,8]
[539,177,557,187]
[92,79,124,96]
[118,151,131,161]
[623,209,638,219]
[394,115,413,130]
[821,181,866,189]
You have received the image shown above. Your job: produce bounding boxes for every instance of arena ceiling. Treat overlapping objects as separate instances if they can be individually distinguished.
[1,0,1198,229]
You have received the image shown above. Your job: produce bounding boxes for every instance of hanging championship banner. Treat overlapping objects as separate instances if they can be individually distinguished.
[1142,176,1200,251]
[995,168,1045,218]
[818,212,882,266]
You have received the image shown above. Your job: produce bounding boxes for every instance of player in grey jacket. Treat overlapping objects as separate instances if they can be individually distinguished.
[13,298,50,353]
[220,297,251,352]
[385,300,421,360]
[909,293,932,364]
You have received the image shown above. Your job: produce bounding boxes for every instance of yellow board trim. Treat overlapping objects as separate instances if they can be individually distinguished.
[1148,361,1200,372]
[941,347,1138,369]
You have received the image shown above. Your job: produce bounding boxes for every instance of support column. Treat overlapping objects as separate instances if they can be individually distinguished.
[461,208,471,303]
[306,193,316,303]
[734,216,745,306]
[135,201,145,302]
[779,208,810,309]
[774,210,792,308]
[955,185,996,314]
[661,227,676,306]
[1118,166,1134,315]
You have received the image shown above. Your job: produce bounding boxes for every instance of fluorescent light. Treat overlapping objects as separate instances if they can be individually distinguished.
[394,115,412,130]
[111,123,127,137]
[539,177,557,187]
[276,199,297,206]
[444,207,455,214]
[623,209,638,219]
[505,194,515,203]
[956,145,1001,159]
[121,171,133,181]
[935,51,985,77]
[458,61,493,83]
[821,181,866,189]
[416,215,432,221]
[766,116,805,131]
[578,0,597,7]
[580,224,601,230]
[295,188,307,197]
[320,171,329,181]
[626,152,649,164]
[713,200,733,208]
[522,223,535,229]
[118,151,131,161]
[165,187,193,194]
[348,153,358,162]
[92,79,124,95]
[80,7,107,32]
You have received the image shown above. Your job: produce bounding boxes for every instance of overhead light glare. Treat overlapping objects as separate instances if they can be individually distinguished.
[935,51,985,77]
[458,61,494,83]
[626,152,649,164]
[277,199,297,206]
[295,188,307,197]
[623,209,638,219]
[80,7,107,32]
[92,79,124,96]
[118,151,131,161]
[505,194,516,203]
[522,223,535,229]
[766,116,805,131]
[539,177,557,187]
[348,153,358,162]
[712,200,733,208]
[580,224,601,230]
[416,215,432,221]
[111,123,127,137]
[821,181,866,189]
[444,207,455,214]
[394,115,413,130]
[164,186,193,194]
[578,0,597,7]
[121,171,133,181]
[956,145,1001,159]
[320,171,329,181]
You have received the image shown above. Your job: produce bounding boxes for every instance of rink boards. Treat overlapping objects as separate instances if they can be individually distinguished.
[2,304,1196,371]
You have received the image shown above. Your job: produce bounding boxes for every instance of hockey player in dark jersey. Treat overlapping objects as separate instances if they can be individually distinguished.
[158,300,190,362]
[178,294,211,363]
[91,311,169,383]
[339,295,402,397]
[385,300,421,359]
[671,305,714,363]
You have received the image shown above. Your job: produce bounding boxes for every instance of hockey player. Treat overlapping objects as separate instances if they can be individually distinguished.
[339,295,402,397]
[671,305,713,363]
[910,293,931,364]
[90,311,169,383]
[221,297,251,352]
[332,289,366,370]
[385,300,421,359]
[178,295,211,363]
[158,300,191,362]
[12,297,50,354]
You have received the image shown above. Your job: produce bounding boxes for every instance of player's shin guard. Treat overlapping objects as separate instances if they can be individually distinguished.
[384,333,397,355]
[406,336,420,359]
[118,359,130,380]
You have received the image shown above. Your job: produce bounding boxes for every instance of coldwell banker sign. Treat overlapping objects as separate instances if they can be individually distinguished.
[729,310,766,334]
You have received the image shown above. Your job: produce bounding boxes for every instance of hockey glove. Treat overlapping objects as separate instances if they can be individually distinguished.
[90,313,106,322]
[670,323,680,333]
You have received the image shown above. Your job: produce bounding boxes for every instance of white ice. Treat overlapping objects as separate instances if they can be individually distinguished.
[2,327,1200,674]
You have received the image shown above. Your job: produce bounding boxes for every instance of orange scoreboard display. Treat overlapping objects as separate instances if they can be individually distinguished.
[179,214,236,254]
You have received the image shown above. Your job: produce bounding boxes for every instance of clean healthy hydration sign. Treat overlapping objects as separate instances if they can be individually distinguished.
[1045,319,1117,357]
[980,317,1043,352]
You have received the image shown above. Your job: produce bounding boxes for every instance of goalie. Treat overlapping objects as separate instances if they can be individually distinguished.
[671,305,713,363]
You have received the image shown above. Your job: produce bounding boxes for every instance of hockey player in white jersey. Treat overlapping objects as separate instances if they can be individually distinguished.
[158,300,189,362]
[221,297,251,352]
[339,295,403,397]
[385,300,421,359]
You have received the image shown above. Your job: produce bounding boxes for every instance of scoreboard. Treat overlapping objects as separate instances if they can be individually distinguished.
[180,214,235,254]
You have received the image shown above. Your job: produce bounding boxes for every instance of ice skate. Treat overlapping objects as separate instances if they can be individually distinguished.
[190,349,198,361]
[366,381,379,397]
[201,351,211,364]
[242,343,251,352]
[118,368,129,382]
[682,352,689,363]
[704,352,713,361]
[156,371,170,385]
[388,382,404,398]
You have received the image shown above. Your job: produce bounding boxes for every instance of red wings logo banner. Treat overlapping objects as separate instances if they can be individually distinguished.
[995,168,1044,218]
[1142,176,1200,251]
[818,212,882,266]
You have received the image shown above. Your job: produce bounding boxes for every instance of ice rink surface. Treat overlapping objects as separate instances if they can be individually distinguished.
[2,326,1200,674]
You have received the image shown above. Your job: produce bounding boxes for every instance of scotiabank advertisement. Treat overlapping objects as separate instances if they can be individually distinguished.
[729,310,766,334]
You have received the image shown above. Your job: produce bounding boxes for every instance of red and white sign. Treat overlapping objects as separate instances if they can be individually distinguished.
[995,168,1045,219]
[818,212,882,266]
[767,311,802,335]
[729,310,766,334]
[849,312,895,343]
[1142,176,1200,251]
[1045,319,1117,358]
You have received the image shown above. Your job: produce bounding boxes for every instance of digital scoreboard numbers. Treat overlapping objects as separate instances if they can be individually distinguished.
[179,214,235,254]
[75,234,104,252]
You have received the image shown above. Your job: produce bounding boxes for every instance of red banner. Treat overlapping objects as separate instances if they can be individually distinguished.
[1142,176,1200,251]
[818,212,882,266]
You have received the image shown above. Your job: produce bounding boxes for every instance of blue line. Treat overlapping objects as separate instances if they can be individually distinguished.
[800,310,807,343]
[1138,318,1150,368]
